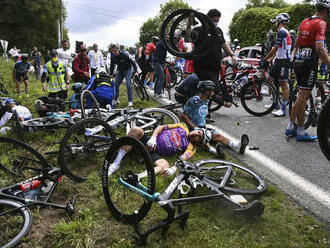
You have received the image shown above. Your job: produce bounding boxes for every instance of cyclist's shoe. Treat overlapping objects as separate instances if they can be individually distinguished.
[285,127,297,137]
[272,109,286,117]
[296,133,318,142]
[216,144,226,159]
[239,134,249,154]
[128,101,133,107]
[149,82,155,90]
[108,163,120,175]
[265,103,280,110]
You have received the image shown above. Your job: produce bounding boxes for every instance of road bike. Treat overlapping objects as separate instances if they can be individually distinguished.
[102,136,267,245]
[0,137,75,248]
[59,107,179,182]
[132,73,149,101]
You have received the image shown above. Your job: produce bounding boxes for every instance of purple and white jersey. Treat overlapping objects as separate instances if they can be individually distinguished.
[275,27,292,60]
[156,127,189,156]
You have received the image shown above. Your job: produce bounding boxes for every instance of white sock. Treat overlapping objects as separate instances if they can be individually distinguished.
[297,125,305,136]
[229,140,240,149]
[137,170,148,181]
[287,120,295,130]
[208,147,217,155]
[112,149,127,167]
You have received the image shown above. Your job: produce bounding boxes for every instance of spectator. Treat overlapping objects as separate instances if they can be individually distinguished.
[33,52,42,81]
[88,43,105,76]
[13,54,30,94]
[110,44,138,107]
[72,45,90,83]
[57,40,73,76]
[151,36,167,97]
[44,50,51,65]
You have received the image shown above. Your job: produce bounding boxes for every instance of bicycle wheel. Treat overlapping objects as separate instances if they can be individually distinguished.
[317,97,330,162]
[59,118,116,182]
[131,108,179,134]
[240,80,277,116]
[0,82,9,96]
[21,116,65,128]
[80,90,102,119]
[102,136,155,224]
[0,137,50,184]
[0,199,33,248]
[196,159,267,195]
[141,84,149,101]
[132,75,145,101]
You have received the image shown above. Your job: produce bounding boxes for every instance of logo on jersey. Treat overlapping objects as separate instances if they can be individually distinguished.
[170,129,182,148]
[199,105,208,117]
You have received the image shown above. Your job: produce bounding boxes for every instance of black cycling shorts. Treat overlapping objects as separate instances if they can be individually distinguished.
[269,59,290,83]
[294,60,317,90]
[140,134,162,163]
[144,60,154,73]
[15,72,28,81]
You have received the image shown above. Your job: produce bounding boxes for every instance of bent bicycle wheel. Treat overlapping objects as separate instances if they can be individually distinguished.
[240,80,277,116]
[131,108,179,134]
[59,118,115,182]
[0,137,50,184]
[132,75,145,101]
[0,199,33,248]
[21,116,65,128]
[102,136,155,224]
[80,90,102,119]
[317,97,330,162]
[196,159,267,195]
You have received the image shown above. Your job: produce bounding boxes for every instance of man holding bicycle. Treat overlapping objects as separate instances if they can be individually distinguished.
[286,0,330,141]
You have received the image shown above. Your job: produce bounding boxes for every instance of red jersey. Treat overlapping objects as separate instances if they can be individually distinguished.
[297,16,326,47]
[144,42,156,56]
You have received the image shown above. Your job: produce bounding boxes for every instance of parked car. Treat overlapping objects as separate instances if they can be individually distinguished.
[221,46,262,80]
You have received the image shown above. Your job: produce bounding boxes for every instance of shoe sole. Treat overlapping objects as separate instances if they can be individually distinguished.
[239,134,249,154]
[296,136,318,142]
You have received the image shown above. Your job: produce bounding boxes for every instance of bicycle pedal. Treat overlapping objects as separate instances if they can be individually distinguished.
[66,196,76,219]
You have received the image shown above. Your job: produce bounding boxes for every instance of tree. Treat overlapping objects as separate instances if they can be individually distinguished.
[138,0,191,46]
[0,0,67,53]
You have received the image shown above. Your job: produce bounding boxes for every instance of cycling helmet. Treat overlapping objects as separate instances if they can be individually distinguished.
[72,82,82,93]
[152,36,159,42]
[195,127,212,144]
[289,29,296,35]
[96,67,107,75]
[316,0,330,8]
[5,98,15,105]
[50,49,58,56]
[197,80,216,93]
[234,38,239,43]
[21,54,28,61]
[272,13,290,24]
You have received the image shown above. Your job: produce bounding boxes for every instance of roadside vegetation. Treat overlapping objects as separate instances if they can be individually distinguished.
[1,57,330,247]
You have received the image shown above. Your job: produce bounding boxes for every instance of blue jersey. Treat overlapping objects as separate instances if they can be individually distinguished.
[183,95,209,127]
[14,61,30,74]
[275,28,292,60]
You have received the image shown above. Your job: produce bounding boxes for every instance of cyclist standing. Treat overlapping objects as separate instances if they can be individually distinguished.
[286,0,330,141]
[144,36,159,88]
[263,13,292,117]
[152,36,167,97]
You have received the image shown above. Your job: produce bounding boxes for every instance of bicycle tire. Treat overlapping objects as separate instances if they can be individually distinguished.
[0,137,50,183]
[102,136,155,224]
[131,108,179,134]
[132,75,145,101]
[59,117,115,182]
[196,159,267,195]
[0,199,33,248]
[0,82,9,96]
[21,116,65,128]
[80,90,102,119]
[240,80,277,116]
[303,94,316,129]
[141,84,149,101]
[317,97,330,162]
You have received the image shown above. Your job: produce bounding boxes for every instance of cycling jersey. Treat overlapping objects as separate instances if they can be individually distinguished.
[156,123,196,160]
[296,16,326,48]
[14,61,30,74]
[144,43,156,60]
[275,27,292,60]
[0,105,31,127]
[183,96,209,127]
[175,74,199,98]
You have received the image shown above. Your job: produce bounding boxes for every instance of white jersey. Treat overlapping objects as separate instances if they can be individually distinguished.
[0,105,32,127]
[275,27,292,60]
[57,48,72,68]
[88,50,105,69]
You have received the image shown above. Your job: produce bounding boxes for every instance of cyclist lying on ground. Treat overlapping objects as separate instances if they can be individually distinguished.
[83,67,115,109]
[108,122,205,176]
[34,96,66,117]
[181,80,249,156]
[0,98,32,133]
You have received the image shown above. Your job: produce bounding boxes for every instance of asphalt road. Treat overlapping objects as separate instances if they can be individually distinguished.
[151,91,330,223]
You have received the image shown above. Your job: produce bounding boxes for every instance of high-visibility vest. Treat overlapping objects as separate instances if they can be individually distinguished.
[46,61,67,92]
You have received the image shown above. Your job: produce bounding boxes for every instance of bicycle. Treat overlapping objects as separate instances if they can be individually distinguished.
[132,73,149,101]
[0,137,75,247]
[210,63,277,116]
[102,136,267,245]
[317,95,330,161]
[59,107,179,182]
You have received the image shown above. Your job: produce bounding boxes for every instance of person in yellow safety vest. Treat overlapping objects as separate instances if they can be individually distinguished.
[41,49,70,100]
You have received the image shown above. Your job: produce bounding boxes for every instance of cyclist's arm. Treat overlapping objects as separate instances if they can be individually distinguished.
[180,142,196,160]
[129,56,138,72]
[181,113,195,130]
[316,41,330,67]
[151,125,167,138]
[264,46,278,61]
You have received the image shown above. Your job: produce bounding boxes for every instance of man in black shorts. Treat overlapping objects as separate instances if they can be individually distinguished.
[13,54,30,94]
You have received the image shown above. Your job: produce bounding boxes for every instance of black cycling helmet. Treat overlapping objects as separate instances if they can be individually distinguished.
[197,80,216,93]
[207,9,221,18]
[21,54,28,61]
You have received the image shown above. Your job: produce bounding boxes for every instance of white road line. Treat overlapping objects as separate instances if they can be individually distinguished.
[153,94,330,208]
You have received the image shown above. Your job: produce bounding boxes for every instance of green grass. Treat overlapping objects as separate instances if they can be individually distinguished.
[0,57,330,247]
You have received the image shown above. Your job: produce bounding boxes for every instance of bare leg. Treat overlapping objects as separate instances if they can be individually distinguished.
[24,80,29,94]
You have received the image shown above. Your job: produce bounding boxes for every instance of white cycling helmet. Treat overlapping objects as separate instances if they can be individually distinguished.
[271,13,290,24]
[316,0,330,8]
[96,67,107,75]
